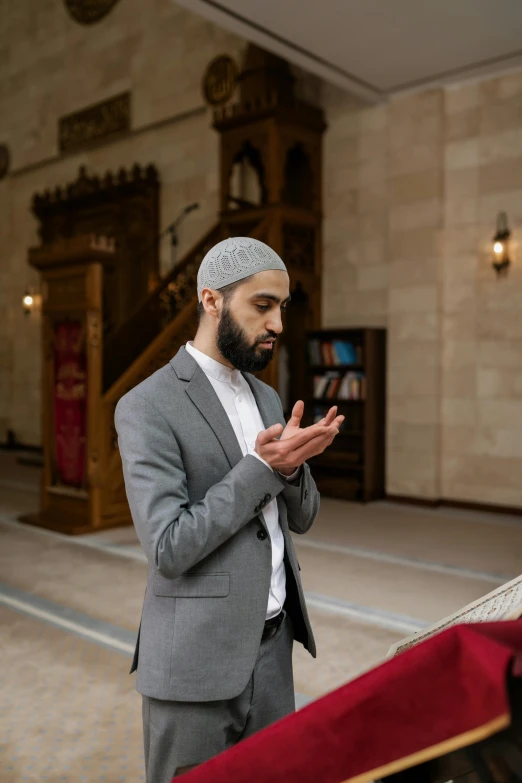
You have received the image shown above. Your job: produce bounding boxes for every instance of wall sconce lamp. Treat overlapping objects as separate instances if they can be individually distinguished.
[492,211,511,277]
[22,287,41,315]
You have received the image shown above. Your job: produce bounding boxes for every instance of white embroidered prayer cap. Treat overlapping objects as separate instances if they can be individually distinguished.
[197,237,287,303]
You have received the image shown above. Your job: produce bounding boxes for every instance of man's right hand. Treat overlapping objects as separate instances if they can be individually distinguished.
[254,412,343,474]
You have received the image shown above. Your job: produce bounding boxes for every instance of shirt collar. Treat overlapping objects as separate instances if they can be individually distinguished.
[186,341,242,387]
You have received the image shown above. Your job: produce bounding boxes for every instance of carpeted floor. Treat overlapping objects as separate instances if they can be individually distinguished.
[1,605,143,782]
[1,449,521,782]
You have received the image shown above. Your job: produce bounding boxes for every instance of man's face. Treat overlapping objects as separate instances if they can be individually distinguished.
[216,270,290,373]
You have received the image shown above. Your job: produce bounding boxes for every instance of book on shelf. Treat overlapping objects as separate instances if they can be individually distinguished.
[313,371,366,400]
[333,340,359,364]
[327,377,342,398]
[338,372,366,400]
[313,371,340,398]
[313,375,329,398]
[307,338,362,366]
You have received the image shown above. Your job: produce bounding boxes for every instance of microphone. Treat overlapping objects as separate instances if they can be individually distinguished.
[168,203,200,254]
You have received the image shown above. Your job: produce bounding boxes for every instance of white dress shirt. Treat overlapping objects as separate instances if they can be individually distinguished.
[185,341,300,619]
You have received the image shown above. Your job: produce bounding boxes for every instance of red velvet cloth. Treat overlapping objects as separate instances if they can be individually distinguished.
[178,620,522,783]
[53,321,88,488]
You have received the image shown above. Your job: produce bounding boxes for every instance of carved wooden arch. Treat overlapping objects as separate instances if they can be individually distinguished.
[220,127,270,211]
[280,132,322,212]
[283,143,314,209]
[228,140,267,209]
[32,163,160,335]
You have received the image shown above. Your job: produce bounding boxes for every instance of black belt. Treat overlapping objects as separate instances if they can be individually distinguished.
[262,610,284,642]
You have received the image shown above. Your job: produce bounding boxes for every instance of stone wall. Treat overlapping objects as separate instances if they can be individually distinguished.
[323,87,389,329]
[442,73,522,507]
[0,0,244,445]
[323,69,522,507]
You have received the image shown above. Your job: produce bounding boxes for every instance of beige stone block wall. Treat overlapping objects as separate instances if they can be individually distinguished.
[441,69,522,508]
[323,88,446,500]
[0,0,245,445]
[322,89,388,329]
[385,90,444,500]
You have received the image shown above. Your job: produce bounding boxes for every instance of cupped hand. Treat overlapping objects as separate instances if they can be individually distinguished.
[255,401,345,474]
[280,400,344,440]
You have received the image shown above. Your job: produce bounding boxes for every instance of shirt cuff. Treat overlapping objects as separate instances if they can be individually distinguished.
[277,465,302,482]
[249,448,274,473]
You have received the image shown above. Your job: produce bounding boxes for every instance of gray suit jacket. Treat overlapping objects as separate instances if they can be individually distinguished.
[114,344,320,702]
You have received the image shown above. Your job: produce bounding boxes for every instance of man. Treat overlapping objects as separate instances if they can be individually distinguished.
[115,236,344,781]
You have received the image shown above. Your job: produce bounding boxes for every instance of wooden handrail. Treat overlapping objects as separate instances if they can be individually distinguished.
[103,222,224,390]
[102,216,272,392]
[104,294,199,406]
[247,215,271,241]
[115,222,222,327]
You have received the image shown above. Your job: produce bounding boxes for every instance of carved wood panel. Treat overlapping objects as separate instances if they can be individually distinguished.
[32,164,160,336]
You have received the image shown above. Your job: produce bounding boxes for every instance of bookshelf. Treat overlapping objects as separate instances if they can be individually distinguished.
[304,328,386,502]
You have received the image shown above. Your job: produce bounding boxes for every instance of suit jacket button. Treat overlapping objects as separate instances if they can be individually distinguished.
[304,490,308,499]
[257,530,267,541]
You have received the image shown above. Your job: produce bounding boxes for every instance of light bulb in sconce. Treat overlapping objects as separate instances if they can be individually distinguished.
[22,288,41,315]
[492,212,511,278]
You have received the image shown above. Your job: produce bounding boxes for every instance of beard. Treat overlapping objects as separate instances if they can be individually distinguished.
[216,304,276,373]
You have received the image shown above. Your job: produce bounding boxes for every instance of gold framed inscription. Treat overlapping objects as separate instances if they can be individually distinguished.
[59,93,131,153]
[64,0,121,25]
[202,55,238,107]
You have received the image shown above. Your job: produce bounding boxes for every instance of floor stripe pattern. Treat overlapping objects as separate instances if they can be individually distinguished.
[0,581,313,712]
[1,602,145,782]
[3,513,489,633]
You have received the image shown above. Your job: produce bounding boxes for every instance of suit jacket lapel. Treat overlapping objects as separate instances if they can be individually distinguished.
[170,347,287,534]
[170,345,275,472]
[170,346,243,469]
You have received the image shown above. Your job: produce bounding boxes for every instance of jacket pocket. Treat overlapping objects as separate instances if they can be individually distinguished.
[153,572,230,597]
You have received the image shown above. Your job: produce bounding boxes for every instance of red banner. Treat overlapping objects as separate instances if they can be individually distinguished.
[53,321,88,488]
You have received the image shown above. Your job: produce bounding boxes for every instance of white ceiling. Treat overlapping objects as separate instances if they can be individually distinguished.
[175,0,522,102]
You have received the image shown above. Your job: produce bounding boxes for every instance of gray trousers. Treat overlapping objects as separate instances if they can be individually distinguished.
[142,610,295,781]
